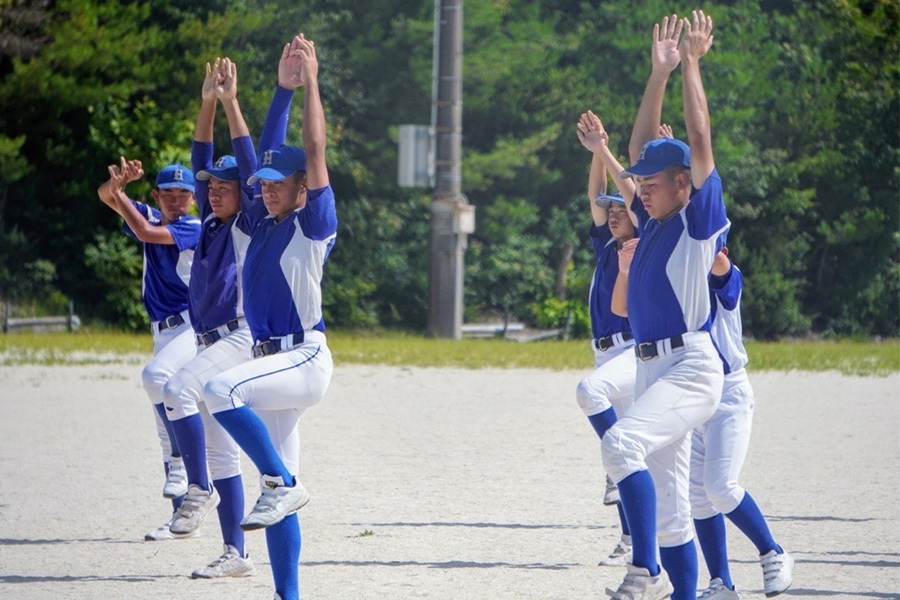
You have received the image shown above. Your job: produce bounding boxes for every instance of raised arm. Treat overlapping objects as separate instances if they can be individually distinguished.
[97,156,143,217]
[576,110,609,227]
[611,237,639,317]
[629,14,683,164]
[680,10,715,188]
[195,60,218,144]
[216,58,250,140]
[295,34,328,189]
[108,158,176,245]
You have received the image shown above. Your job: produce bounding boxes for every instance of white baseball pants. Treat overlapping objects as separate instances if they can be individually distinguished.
[576,338,637,418]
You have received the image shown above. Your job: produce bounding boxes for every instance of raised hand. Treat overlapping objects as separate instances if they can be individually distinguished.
[576,110,609,153]
[122,158,144,184]
[659,123,673,139]
[278,35,304,90]
[295,34,319,88]
[201,59,219,102]
[680,10,714,62]
[651,14,684,74]
[215,57,238,101]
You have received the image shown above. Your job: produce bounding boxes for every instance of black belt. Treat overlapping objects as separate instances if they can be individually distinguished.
[196,318,243,347]
[154,312,185,333]
[594,331,634,351]
[252,333,305,358]
[634,334,684,361]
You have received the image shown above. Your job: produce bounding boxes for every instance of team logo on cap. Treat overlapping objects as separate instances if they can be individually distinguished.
[215,157,228,168]
[638,144,649,161]
[262,150,274,166]
[174,168,184,181]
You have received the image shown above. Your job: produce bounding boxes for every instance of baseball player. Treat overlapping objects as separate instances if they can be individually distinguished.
[574,109,640,567]
[602,12,729,600]
[691,248,794,598]
[202,34,336,600]
[97,158,201,540]
[159,54,289,579]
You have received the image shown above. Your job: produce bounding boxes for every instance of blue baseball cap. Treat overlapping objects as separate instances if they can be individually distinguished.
[156,164,195,192]
[621,138,691,178]
[247,145,307,185]
[595,191,626,207]
[196,155,240,182]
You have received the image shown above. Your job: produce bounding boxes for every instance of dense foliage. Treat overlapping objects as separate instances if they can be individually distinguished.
[0,0,896,338]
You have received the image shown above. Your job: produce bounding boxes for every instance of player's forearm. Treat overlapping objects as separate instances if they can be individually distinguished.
[682,57,714,183]
[98,181,126,215]
[629,71,669,163]
[113,193,174,244]
[221,98,251,140]
[195,98,216,143]
[302,80,326,154]
[611,271,629,317]
[588,152,608,226]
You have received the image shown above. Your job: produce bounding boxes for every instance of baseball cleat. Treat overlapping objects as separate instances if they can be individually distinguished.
[240,474,309,531]
[604,474,620,506]
[163,456,188,499]
[144,512,200,541]
[605,563,674,600]
[760,549,793,597]
[170,484,220,535]
[599,535,633,567]
[191,544,256,579]
[697,578,739,600]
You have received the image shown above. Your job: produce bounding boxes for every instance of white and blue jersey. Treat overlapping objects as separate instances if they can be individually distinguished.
[708,262,749,375]
[588,224,632,339]
[627,169,730,343]
[188,137,264,333]
[242,185,337,342]
[123,203,201,322]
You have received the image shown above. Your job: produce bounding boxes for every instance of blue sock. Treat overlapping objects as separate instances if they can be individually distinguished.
[169,414,209,491]
[154,402,181,456]
[267,512,301,600]
[694,514,733,588]
[587,407,617,439]
[725,492,779,555]
[616,501,630,536]
[616,470,658,574]
[214,475,245,556]
[660,541,699,600]
[164,461,183,511]
[212,406,293,483]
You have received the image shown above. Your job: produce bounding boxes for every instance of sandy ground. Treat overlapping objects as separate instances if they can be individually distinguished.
[0,363,897,600]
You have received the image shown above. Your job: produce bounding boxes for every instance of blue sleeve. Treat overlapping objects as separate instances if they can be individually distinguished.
[686,168,729,241]
[192,141,214,220]
[629,191,650,229]
[709,263,743,311]
[232,135,259,214]
[121,200,154,239]
[589,224,613,259]
[258,86,294,153]
[165,217,201,252]
[298,185,337,240]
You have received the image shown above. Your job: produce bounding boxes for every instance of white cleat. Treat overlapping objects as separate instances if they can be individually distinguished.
[144,512,200,541]
[604,474,620,505]
[698,578,739,600]
[599,535,633,567]
[170,484,220,535]
[760,549,794,597]
[606,563,674,600]
[191,544,256,579]
[240,474,310,531]
[163,456,188,499]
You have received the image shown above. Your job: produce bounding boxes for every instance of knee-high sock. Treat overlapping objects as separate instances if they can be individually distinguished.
[154,402,181,456]
[725,492,779,555]
[660,541,699,600]
[214,475,245,556]
[169,413,209,491]
[267,512,301,600]
[616,470,658,574]
[694,514,733,588]
[587,406,617,440]
[615,502,631,536]
[212,406,293,483]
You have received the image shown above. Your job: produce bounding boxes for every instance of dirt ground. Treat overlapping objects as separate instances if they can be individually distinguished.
[0,364,897,599]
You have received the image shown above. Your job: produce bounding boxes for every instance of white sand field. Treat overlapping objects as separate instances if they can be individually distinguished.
[0,363,897,599]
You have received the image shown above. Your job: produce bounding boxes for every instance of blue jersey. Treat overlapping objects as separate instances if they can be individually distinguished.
[588,224,632,339]
[627,169,730,343]
[708,262,748,375]
[242,185,338,342]
[122,202,201,322]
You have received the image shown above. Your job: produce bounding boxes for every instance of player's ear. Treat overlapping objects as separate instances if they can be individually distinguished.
[151,188,160,203]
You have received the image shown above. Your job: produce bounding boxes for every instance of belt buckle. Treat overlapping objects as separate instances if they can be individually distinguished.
[165,314,182,330]
[636,342,656,361]
[599,336,614,351]
[253,339,277,358]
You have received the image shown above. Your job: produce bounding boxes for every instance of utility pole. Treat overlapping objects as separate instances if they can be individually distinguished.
[428,0,474,339]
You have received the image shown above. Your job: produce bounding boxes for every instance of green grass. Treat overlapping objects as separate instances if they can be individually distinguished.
[1,329,897,375]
